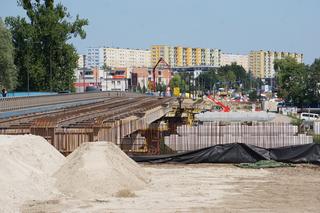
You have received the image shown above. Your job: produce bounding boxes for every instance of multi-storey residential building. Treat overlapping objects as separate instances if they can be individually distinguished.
[249,50,303,79]
[77,54,86,68]
[86,47,150,69]
[221,53,249,72]
[151,45,221,67]
[103,47,150,68]
[86,47,104,68]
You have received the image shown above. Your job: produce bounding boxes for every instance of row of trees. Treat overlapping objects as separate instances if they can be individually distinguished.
[169,64,261,95]
[0,20,17,90]
[275,57,320,107]
[0,0,88,92]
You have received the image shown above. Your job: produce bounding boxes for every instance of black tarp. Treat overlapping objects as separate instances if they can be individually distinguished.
[131,143,320,164]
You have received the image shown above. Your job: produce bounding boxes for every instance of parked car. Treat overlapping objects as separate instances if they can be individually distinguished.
[300,113,319,121]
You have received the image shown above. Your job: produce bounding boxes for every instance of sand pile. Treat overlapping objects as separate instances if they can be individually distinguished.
[54,142,149,199]
[0,135,65,212]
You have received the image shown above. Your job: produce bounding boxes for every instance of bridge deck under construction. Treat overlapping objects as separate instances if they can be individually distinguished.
[0,92,175,155]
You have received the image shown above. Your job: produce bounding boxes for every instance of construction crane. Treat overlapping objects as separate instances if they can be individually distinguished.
[152,58,171,92]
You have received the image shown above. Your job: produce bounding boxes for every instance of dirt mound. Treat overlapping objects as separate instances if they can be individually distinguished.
[54,142,149,199]
[0,135,65,212]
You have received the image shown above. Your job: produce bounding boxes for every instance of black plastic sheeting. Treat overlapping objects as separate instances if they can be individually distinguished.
[131,143,320,164]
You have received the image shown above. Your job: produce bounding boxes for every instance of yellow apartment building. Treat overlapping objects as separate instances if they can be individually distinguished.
[151,45,221,67]
[249,50,303,78]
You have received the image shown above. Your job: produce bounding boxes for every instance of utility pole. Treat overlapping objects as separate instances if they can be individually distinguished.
[49,46,52,92]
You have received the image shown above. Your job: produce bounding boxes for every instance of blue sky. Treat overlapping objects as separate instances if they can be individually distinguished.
[1,0,320,64]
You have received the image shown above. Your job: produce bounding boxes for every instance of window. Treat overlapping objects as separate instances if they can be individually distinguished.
[117,81,121,85]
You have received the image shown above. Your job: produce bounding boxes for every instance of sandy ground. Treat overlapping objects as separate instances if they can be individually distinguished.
[21,164,320,213]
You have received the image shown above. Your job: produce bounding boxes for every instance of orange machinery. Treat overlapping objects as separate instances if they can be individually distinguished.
[208,95,231,112]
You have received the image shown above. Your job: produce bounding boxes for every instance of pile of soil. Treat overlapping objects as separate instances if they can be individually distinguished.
[0,135,65,212]
[54,142,149,199]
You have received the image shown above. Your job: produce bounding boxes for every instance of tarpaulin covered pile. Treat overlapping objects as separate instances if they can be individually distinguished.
[131,143,320,164]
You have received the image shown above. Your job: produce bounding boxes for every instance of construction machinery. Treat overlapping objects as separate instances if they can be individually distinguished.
[208,95,231,112]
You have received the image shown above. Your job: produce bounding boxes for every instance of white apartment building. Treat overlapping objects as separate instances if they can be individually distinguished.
[221,53,249,72]
[86,47,151,69]
[77,54,86,68]
[86,47,104,68]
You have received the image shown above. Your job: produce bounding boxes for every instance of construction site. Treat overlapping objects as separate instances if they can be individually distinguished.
[1,92,320,212]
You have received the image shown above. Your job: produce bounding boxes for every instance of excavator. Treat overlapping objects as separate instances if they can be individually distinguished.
[207,95,231,112]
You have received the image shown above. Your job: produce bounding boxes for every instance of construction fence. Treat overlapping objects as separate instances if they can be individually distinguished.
[164,122,313,152]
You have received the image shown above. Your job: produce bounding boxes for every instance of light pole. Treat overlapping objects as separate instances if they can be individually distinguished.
[23,38,33,96]
[49,46,52,92]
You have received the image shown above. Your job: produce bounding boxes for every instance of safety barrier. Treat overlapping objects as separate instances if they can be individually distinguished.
[0,92,141,112]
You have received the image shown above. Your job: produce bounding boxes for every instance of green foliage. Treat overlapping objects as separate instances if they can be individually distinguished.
[313,135,320,144]
[137,83,142,93]
[196,64,260,93]
[290,116,303,126]
[142,85,146,93]
[275,57,310,107]
[0,19,17,90]
[156,82,166,93]
[5,0,88,92]
[248,89,258,101]
[169,74,187,92]
[309,58,320,103]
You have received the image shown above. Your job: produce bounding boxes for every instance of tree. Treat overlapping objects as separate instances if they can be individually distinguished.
[249,89,258,102]
[137,83,142,93]
[169,74,187,92]
[196,64,260,93]
[275,57,310,107]
[142,85,147,93]
[0,19,17,90]
[309,58,320,103]
[5,0,88,92]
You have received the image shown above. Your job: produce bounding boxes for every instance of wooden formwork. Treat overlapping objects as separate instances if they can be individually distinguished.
[164,122,313,152]
[54,128,94,155]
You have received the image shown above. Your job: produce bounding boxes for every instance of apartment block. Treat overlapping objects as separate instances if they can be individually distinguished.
[249,50,303,79]
[151,45,221,67]
[77,54,86,68]
[86,47,151,69]
[221,53,249,72]
[103,47,150,68]
[86,47,104,68]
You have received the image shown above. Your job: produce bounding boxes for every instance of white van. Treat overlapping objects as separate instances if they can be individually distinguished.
[300,113,319,121]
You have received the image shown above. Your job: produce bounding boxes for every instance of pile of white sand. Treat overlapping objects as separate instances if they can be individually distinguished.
[54,142,149,199]
[0,135,65,212]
